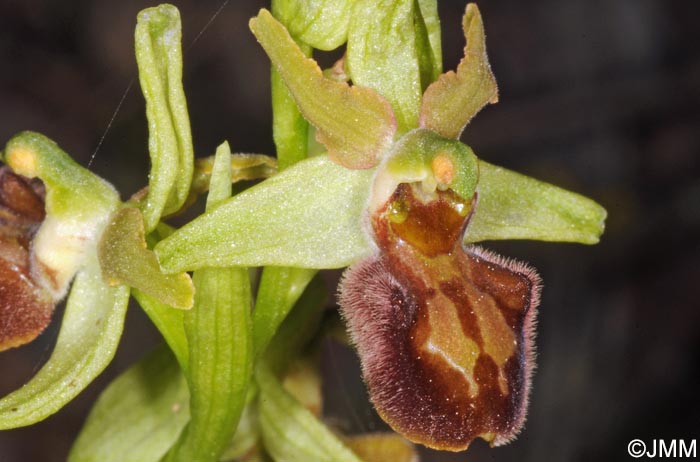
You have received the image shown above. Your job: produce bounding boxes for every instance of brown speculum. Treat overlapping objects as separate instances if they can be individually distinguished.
[0,166,53,351]
[340,182,540,451]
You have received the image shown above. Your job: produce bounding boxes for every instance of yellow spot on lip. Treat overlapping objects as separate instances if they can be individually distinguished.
[431,152,455,187]
[6,147,38,177]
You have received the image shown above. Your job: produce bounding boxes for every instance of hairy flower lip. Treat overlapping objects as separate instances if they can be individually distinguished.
[0,166,53,352]
[340,183,541,451]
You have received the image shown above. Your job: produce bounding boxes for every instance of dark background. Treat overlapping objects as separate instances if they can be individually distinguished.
[1,0,699,461]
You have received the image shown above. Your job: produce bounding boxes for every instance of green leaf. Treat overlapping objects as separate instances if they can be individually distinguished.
[419,3,498,139]
[256,364,362,462]
[132,289,189,374]
[136,4,194,231]
[250,9,397,169]
[69,345,190,462]
[167,141,253,462]
[155,155,375,272]
[253,267,316,358]
[347,0,423,133]
[99,207,194,309]
[3,131,120,299]
[0,254,129,429]
[465,160,607,244]
[273,0,355,50]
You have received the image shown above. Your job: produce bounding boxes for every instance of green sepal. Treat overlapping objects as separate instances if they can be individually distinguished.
[465,161,607,244]
[155,155,375,272]
[0,254,129,429]
[347,0,435,133]
[135,4,194,231]
[99,207,194,310]
[419,3,498,139]
[273,0,355,50]
[166,141,253,462]
[3,131,120,298]
[256,363,362,462]
[68,345,190,462]
[250,9,397,169]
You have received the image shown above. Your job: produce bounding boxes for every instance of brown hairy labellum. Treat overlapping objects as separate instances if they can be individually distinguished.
[339,183,541,451]
[0,166,53,351]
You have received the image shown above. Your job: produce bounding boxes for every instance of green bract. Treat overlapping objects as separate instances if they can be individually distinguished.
[347,0,441,133]
[165,141,253,462]
[135,4,194,232]
[273,0,355,50]
[69,346,190,462]
[256,364,361,462]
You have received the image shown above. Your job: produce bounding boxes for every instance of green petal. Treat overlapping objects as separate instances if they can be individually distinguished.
[250,9,397,169]
[256,364,362,462]
[0,254,129,429]
[347,0,424,133]
[273,0,354,50]
[136,4,194,231]
[69,345,190,462]
[155,156,374,272]
[99,207,194,310]
[419,3,498,139]
[166,141,253,462]
[465,161,607,244]
[3,131,120,299]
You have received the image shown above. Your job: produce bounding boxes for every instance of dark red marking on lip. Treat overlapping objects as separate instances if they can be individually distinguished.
[0,166,53,352]
[339,183,541,451]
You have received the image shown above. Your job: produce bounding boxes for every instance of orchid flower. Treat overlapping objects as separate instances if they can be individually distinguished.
[0,2,606,460]
[154,1,606,452]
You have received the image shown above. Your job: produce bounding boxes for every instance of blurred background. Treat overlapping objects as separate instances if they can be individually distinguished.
[0,0,699,461]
